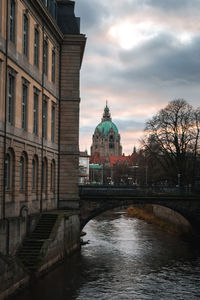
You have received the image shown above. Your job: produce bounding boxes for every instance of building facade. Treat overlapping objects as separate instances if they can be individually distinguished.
[91,105,122,159]
[79,150,89,184]
[0,0,86,219]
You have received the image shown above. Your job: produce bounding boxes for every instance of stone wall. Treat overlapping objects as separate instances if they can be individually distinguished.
[0,211,81,298]
[38,213,80,274]
[59,35,86,209]
[152,204,192,231]
[0,214,40,255]
[0,254,29,300]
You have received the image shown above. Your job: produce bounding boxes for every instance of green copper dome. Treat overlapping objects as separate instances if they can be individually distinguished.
[96,121,119,136]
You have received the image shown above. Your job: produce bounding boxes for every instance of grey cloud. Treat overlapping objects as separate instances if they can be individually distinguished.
[75,0,109,32]
[144,0,200,12]
[77,0,200,152]
[115,34,200,85]
[114,119,145,132]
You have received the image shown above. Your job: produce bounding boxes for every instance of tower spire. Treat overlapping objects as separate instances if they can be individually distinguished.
[102,102,111,122]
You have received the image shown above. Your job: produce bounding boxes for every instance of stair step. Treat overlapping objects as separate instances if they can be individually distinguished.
[18,250,41,254]
[17,213,58,272]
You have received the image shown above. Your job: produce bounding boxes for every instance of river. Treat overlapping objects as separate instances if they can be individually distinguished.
[13,211,200,300]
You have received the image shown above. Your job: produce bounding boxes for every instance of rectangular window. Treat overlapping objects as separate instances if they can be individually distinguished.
[9,0,15,42]
[8,74,14,124]
[51,105,55,142]
[51,50,55,83]
[43,99,47,139]
[22,84,28,130]
[43,40,48,75]
[33,92,38,135]
[23,14,28,56]
[34,28,39,66]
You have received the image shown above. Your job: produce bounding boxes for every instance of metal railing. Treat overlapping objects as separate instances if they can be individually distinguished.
[79,184,200,198]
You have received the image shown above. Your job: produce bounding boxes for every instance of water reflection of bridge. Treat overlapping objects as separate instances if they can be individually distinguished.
[79,185,200,235]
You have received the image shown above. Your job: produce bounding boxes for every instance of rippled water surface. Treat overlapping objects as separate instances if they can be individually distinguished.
[14,212,200,300]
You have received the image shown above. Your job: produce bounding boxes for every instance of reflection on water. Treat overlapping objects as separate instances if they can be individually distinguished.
[13,212,200,300]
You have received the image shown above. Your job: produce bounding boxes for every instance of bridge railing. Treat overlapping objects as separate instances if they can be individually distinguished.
[79,184,200,198]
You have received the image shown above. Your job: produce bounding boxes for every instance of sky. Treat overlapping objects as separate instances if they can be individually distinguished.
[75,0,200,155]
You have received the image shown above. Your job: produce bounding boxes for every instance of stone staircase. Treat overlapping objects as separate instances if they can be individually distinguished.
[16,213,58,272]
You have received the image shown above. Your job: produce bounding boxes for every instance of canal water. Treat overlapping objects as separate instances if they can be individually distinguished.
[13,212,200,300]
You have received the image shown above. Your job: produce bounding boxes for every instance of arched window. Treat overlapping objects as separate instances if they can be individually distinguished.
[20,156,24,190]
[32,159,35,190]
[50,160,56,192]
[5,154,10,189]
[32,156,38,191]
[5,148,15,191]
[109,135,114,149]
[19,152,28,192]
[42,158,48,192]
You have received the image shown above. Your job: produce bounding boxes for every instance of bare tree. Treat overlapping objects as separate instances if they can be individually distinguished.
[142,99,200,187]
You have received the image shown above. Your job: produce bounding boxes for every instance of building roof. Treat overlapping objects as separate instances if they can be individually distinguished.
[96,121,119,137]
[89,152,106,164]
[80,151,89,157]
[94,104,119,137]
[89,164,103,169]
[90,151,139,167]
[57,1,80,34]
[109,156,129,167]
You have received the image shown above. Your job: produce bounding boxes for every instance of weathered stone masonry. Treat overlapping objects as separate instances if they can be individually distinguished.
[0,0,86,297]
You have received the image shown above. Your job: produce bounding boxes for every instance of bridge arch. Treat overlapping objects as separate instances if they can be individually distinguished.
[80,201,192,233]
[79,186,200,236]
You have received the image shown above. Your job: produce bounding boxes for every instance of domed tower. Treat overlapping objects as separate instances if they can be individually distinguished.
[91,105,122,158]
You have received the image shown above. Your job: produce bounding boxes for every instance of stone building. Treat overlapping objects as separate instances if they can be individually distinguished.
[0,0,86,219]
[91,104,122,159]
[79,150,90,185]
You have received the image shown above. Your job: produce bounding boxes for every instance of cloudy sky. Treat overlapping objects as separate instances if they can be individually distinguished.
[75,0,200,155]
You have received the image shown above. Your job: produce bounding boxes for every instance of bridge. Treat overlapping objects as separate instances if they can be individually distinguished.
[79,185,200,235]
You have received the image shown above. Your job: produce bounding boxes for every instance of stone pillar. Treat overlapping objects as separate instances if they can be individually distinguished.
[59,35,86,210]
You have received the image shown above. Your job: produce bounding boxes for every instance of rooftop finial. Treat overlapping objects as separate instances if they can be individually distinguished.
[102,102,111,122]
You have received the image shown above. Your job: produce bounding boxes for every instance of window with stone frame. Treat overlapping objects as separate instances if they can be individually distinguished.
[19,152,27,192]
[19,156,24,191]
[109,135,114,149]
[5,148,15,191]
[42,157,48,193]
[32,156,38,191]
[51,103,55,142]
[33,87,40,135]
[43,39,48,75]
[50,160,56,192]
[8,70,16,125]
[21,78,29,130]
[9,0,16,43]
[23,13,29,56]
[34,26,39,67]
[42,97,48,139]
[5,154,11,190]
[51,49,56,83]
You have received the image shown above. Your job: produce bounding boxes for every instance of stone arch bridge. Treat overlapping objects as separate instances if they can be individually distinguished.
[79,186,200,235]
